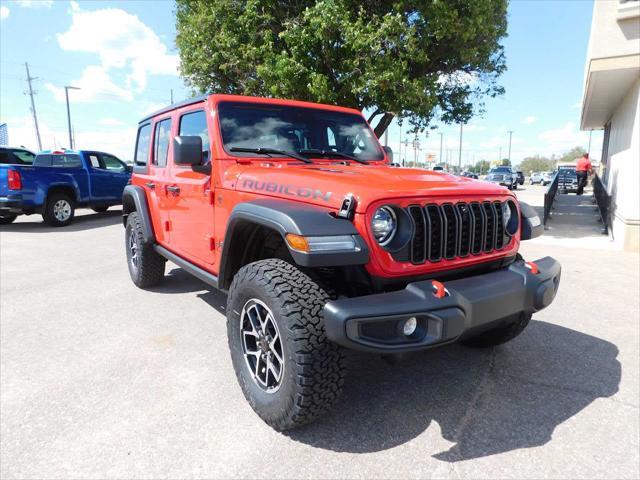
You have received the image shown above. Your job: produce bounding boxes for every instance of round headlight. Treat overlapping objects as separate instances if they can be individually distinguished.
[371,206,397,246]
[503,200,519,236]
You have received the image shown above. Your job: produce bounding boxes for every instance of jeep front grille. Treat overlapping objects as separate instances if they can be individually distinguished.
[406,201,509,265]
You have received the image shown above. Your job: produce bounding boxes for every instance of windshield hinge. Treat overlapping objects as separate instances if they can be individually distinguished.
[338,194,356,220]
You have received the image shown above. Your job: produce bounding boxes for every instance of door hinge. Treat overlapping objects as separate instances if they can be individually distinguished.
[208,236,216,250]
[164,220,171,231]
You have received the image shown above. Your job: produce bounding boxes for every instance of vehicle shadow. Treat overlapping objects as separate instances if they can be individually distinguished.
[150,268,228,315]
[0,209,123,233]
[285,320,620,461]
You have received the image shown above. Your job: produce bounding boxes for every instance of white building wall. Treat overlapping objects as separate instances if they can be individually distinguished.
[607,78,640,250]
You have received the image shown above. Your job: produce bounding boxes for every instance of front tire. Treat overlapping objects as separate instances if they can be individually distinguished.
[43,193,75,227]
[461,312,531,348]
[125,211,165,288]
[227,259,345,430]
[0,214,17,225]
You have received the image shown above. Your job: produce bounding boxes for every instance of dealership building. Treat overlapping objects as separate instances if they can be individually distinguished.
[581,0,640,251]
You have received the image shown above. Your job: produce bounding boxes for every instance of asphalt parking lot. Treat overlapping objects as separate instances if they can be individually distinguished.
[1,185,639,479]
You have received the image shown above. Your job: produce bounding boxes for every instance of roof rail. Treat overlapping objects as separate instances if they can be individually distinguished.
[138,94,209,124]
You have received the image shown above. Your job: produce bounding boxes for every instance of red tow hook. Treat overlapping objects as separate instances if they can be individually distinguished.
[525,261,539,274]
[431,280,447,298]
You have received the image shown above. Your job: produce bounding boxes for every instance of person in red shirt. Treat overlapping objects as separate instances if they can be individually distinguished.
[576,153,592,195]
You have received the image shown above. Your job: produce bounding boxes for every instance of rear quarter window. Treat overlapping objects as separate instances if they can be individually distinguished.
[135,124,152,166]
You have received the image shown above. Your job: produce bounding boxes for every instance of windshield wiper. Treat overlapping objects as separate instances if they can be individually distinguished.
[230,146,312,164]
[298,149,368,165]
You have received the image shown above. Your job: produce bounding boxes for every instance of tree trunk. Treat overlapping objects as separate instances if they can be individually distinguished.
[373,112,395,138]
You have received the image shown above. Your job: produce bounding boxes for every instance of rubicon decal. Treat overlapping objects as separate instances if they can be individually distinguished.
[242,180,332,201]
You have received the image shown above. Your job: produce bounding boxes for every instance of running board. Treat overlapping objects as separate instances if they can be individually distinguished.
[153,245,219,289]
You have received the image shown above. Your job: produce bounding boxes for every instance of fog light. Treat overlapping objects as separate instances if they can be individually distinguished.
[403,317,418,336]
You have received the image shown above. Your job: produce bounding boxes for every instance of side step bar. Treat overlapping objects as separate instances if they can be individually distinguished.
[153,245,219,289]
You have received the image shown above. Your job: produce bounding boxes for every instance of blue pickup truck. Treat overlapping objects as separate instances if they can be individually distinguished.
[0,148,131,226]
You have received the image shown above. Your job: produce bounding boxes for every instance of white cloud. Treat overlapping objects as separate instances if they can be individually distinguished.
[438,71,478,88]
[45,65,134,103]
[1,115,136,160]
[56,4,178,93]
[573,101,582,109]
[538,122,589,153]
[1,5,9,20]
[15,0,54,8]
[98,117,125,127]
[522,115,537,125]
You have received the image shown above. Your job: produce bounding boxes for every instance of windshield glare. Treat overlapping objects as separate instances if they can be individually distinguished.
[218,102,383,161]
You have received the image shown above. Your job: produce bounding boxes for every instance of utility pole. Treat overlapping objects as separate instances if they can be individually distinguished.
[24,63,42,151]
[398,120,402,165]
[170,88,174,104]
[439,132,443,164]
[507,130,514,163]
[499,146,502,162]
[458,123,463,170]
[588,130,592,157]
[64,86,81,149]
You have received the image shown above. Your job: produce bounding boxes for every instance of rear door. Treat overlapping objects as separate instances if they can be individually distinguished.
[166,109,216,265]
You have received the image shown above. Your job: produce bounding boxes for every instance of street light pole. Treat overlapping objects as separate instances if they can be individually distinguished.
[458,123,463,170]
[507,130,514,164]
[64,86,80,149]
[439,132,443,165]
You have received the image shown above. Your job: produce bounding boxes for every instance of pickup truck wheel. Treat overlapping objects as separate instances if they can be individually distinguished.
[125,211,165,288]
[227,258,346,430]
[0,214,17,225]
[460,312,531,348]
[43,193,75,227]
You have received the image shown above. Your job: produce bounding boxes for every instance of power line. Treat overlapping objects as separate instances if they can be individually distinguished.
[24,62,42,151]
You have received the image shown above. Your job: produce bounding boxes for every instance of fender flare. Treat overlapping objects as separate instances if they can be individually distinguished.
[519,201,543,240]
[219,199,369,289]
[122,185,155,244]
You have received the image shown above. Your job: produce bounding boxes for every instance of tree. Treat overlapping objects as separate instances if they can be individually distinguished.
[499,158,511,166]
[469,159,490,174]
[518,155,556,174]
[175,0,508,137]
[558,146,586,164]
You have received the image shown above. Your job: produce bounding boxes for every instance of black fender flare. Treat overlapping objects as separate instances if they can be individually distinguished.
[122,185,155,244]
[519,201,543,240]
[219,199,369,289]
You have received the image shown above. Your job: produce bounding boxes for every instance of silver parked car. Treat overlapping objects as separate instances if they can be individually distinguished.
[530,172,544,184]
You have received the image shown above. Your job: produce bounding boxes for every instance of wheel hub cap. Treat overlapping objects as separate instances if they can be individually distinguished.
[53,200,71,221]
[240,299,284,393]
[128,231,138,269]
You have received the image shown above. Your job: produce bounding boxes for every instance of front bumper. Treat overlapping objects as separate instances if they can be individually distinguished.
[323,257,561,352]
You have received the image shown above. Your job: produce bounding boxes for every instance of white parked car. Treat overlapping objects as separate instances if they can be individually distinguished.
[541,171,555,186]
[530,172,544,184]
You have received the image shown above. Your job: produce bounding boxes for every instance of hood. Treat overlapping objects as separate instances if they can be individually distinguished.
[232,162,511,213]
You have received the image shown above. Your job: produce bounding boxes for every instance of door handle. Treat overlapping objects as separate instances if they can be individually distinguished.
[166,185,180,194]
[145,182,155,189]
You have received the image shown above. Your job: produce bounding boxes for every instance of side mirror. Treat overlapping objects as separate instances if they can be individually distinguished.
[173,135,202,165]
[382,146,393,162]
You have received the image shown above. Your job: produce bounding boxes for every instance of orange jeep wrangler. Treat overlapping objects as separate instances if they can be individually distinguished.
[123,94,560,430]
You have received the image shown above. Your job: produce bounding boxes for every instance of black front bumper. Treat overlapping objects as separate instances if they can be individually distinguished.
[323,257,561,352]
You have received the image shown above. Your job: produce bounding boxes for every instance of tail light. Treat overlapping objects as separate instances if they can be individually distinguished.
[8,170,22,190]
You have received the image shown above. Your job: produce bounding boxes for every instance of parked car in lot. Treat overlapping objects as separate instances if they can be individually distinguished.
[461,171,479,179]
[542,171,555,186]
[516,171,525,185]
[487,166,518,189]
[558,166,579,194]
[0,149,131,226]
[122,94,559,431]
[0,146,36,166]
[530,172,544,184]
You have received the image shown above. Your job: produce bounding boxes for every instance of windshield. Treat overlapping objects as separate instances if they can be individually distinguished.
[491,167,511,173]
[218,101,384,161]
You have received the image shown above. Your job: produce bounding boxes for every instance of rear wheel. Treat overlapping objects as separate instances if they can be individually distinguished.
[43,193,75,227]
[125,211,165,288]
[227,258,346,430]
[0,214,17,225]
[461,313,531,348]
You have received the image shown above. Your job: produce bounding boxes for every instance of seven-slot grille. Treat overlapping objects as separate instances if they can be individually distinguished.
[406,201,509,265]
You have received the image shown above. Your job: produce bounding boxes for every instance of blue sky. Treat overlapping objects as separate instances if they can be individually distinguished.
[0,0,602,164]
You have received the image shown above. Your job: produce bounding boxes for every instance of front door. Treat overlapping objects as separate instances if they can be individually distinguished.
[167,109,216,265]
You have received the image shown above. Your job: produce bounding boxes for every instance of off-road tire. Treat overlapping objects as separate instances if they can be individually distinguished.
[227,258,346,430]
[92,206,109,213]
[125,211,165,288]
[461,312,532,348]
[43,193,75,227]
[0,214,17,225]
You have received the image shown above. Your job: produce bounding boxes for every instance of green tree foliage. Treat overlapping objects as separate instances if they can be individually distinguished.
[469,159,491,174]
[175,0,508,136]
[557,146,587,164]
[518,155,557,174]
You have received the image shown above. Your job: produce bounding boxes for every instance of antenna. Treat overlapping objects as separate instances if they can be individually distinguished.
[24,62,42,151]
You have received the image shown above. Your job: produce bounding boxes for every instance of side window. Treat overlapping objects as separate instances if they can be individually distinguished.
[34,155,52,167]
[102,154,126,173]
[179,110,210,163]
[88,154,101,168]
[134,123,151,166]
[153,118,172,167]
[12,150,35,165]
